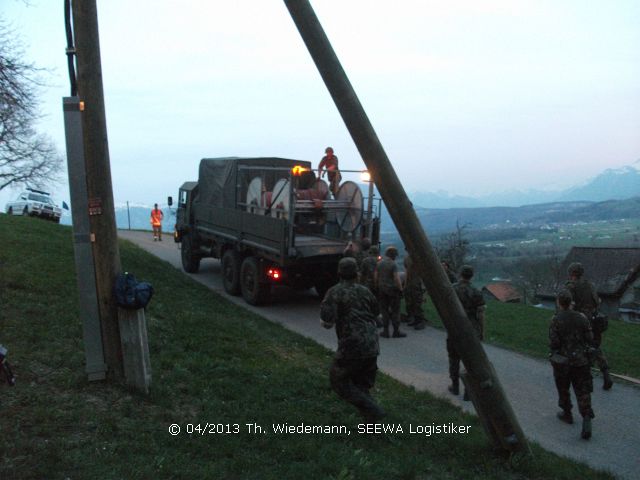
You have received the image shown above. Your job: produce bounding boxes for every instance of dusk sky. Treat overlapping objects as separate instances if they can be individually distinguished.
[2,0,639,207]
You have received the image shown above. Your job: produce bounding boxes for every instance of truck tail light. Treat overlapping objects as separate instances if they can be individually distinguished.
[267,268,282,281]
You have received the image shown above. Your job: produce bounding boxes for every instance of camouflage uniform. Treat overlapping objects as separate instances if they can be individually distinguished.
[376,255,403,336]
[359,249,379,295]
[321,270,385,421]
[549,309,595,419]
[566,277,609,372]
[447,278,485,389]
[403,255,427,328]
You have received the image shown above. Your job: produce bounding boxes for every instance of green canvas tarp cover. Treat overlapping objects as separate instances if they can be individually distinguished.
[195,157,312,209]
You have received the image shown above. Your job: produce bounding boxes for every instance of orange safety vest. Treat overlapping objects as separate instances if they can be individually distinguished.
[150,208,164,227]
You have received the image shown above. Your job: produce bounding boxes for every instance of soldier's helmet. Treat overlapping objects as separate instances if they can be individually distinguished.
[384,245,398,259]
[361,237,372,250]
[338,257,358,279]
[369,246,379,256]
[567,262,584,277]
[459,264,474,278]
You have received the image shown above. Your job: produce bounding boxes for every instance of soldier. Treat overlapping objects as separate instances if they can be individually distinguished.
[320,257,386,422]
[318,146,341,197]
[359,245,379,294]
[375,246,406,338]
[549,290,595,440]
[403,252,428,330]
[355,237,372,271]
[441,261,457,284]
[343,237,372,272]
[566,262,613,390]
[447,265,485,400]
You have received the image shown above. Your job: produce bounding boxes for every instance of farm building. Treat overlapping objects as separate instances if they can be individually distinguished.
[536,246,640,323]
[482,282,522,303]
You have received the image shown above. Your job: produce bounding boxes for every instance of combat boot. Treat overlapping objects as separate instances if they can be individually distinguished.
[557,410,573,424]
[380,328,390,338]
[602,369,613,391]
[581,417,592,440]
[392,329,407,338]
[448,378,459,396]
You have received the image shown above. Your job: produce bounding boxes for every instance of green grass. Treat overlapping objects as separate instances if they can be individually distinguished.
[0,214,615,479]
[422,298,640,379]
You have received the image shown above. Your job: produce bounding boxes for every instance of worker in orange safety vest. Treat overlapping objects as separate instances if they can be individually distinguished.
[150,203,164,241]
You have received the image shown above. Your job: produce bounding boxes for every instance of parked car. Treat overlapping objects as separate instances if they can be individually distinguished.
[5,188,62,223]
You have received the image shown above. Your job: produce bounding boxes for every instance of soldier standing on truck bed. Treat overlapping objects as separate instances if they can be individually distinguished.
[318,147,341,197]
[566,262,613,390]
[321,257,386,423]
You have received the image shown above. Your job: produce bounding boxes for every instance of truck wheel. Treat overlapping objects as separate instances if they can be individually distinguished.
[221,249,241,295]
[240,256,271,306]
[181,234,201,273]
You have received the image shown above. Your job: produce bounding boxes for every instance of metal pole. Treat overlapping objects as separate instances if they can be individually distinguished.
[283,0,529,453]
[72,0,124,379]
[127,201,131,230]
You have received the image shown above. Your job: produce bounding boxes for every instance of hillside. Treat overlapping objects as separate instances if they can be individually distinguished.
[407,197,640,235]
[0,214,613,479]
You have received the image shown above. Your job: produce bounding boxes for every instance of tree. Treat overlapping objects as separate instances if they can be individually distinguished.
[0,19,61,192]
[435,220,470,272]
[504,250,564,304]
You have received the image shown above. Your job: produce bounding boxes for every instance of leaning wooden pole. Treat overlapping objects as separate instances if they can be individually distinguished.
[72,0,124,379]
[283,0,529,453]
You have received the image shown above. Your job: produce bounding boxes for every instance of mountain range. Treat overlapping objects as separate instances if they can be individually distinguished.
[409,160,640,208]
[55,160,639,233]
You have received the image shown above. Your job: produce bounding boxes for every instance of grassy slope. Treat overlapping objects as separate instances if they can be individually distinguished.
[422,298,640,379]
[0,215,613,479]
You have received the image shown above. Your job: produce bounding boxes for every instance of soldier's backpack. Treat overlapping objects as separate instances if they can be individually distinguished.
[113,272,154,310]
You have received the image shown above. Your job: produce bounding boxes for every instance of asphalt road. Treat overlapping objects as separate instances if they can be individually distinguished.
[120,230,639,479]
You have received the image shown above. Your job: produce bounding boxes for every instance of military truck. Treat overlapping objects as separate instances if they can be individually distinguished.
[173,157,380,305]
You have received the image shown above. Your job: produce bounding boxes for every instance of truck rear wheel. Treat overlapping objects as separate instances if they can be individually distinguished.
[240,256,270,305]
[221,249,241,295]
[181,234,201,273]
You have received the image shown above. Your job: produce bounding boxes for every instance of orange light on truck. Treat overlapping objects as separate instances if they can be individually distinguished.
[292,166,309,176]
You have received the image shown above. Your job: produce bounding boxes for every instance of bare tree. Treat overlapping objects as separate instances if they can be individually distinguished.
[0,19,61,192]
[504,249,564,304]
[435,220,470,272]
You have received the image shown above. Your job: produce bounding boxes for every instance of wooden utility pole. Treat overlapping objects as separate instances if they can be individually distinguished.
[284,0,529,453]
[71,1,123,379]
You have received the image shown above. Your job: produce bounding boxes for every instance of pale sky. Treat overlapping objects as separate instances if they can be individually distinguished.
[2,0,639,207]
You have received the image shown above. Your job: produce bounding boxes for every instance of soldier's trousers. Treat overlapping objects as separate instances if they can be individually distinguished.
[378,291,401,330]
[592,329,609,372]
[404,284,425,322]
[552,363,594,418]
[330,357,384,419]
[446,337,461,381]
